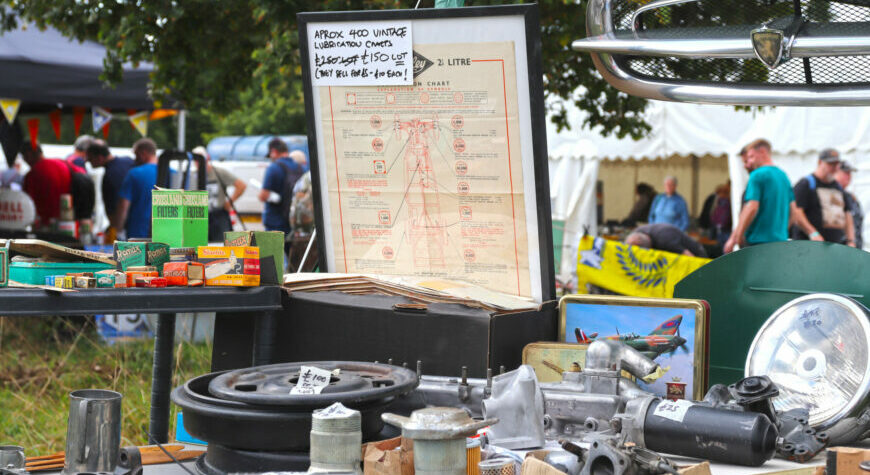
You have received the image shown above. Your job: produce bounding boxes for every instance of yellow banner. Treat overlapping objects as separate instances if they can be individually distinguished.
[0,99,20,124]
[128,111,149,137]
[576,235,710,298]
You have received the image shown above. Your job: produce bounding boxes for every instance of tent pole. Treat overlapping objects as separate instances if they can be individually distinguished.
[177,110,187,150]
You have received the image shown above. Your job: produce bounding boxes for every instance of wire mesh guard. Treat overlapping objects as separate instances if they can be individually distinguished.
[610,0,870,86]
[478,457,516,475]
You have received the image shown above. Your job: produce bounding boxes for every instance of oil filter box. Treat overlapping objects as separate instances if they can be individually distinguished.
[197,246,260,286]
[224,231,284,285]
[113,242,170,273]
[163,261,205,287]
[152,189,208,248]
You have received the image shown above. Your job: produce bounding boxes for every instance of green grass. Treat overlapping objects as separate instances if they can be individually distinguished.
[0,317,211,456]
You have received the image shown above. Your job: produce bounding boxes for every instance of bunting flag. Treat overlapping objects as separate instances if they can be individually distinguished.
[26,118,39,149]
[102,121,111,139]
[576,236,710,298]
[0,99,21,124]
[73,107,86,136]
[92,106,112,133]
[149,109,178,121]
[128,111,149,137]
[49,109,62,140]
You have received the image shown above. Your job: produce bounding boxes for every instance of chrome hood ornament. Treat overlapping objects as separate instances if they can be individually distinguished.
[751,26,785,69]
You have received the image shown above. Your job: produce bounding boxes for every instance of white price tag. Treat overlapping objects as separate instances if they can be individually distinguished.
[652,399,694,423]
[290,365,333,395]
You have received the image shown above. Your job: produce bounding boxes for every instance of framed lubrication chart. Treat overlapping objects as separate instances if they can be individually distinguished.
[298,4,555,303]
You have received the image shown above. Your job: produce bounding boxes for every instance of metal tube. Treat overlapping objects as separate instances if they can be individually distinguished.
[253,310,279,366]
[148,313,176,444]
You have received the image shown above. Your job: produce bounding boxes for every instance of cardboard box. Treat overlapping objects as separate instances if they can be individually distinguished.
[363,437,413,475]
[522,451,566,475]
[827,447,870,475]
[163,261,205,287]
[214,291,556,377]
[96,274,115,288]
[197,246,260,287]
[152,189,208,248]
[224,231,285,285]
[135,276,168,288]
[74,276,96,288]
[114,242,170,273]
[125,270,158,287]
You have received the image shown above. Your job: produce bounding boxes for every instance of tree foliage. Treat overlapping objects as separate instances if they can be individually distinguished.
[1,0,652,142]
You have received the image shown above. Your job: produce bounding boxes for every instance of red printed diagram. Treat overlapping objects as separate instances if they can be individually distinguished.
[393,116,447,267]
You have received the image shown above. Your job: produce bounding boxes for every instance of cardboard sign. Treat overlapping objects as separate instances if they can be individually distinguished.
[310,21,412,86]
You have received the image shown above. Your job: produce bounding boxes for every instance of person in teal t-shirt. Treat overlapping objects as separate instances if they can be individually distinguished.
[725,139,822,253]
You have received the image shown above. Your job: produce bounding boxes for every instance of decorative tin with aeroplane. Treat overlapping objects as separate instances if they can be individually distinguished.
[559,295,709,400]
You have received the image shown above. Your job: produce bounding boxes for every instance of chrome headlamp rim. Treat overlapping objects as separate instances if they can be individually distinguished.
[745,292,870,430]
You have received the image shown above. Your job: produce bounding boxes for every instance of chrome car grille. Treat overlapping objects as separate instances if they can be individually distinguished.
[573,0,870,105]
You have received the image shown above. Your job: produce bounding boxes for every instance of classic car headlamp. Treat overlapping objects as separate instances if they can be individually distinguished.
[746,293,870,443]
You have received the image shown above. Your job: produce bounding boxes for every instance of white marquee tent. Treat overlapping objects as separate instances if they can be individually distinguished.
[547,100,870,280]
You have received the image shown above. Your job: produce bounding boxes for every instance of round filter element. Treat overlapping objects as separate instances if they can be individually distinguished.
[479,457,515,475]
[746,293,870,429]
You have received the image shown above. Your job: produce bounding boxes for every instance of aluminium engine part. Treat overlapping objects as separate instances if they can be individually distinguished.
[543,450,582,475]
[562,438,679,475]
[383,407,497,475]
[746,293,870,445]
[308,403,363,474]
[482,365,545,449]
[539,340,658,438]
[542,340,778,466]
[391,367,490,419]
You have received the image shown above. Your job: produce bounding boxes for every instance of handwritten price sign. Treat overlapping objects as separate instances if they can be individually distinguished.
[290,365,333,395]
[309,21,413,86]
[652,399,694,422]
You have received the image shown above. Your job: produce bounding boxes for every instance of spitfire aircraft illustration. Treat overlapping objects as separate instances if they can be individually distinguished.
[574,315,687,360]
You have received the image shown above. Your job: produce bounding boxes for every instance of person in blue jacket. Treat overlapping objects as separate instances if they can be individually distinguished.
[648,176,690,231]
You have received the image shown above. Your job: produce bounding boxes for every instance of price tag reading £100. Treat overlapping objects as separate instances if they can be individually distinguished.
[652,399,694,423]
[290,365,333,395]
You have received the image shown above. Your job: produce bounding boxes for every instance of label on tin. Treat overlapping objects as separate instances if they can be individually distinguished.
[652,399,694,422]
[290,365,332,395]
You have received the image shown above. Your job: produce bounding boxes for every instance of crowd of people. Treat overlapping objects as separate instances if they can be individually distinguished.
[622,138,864,257]
[6,136,313,267]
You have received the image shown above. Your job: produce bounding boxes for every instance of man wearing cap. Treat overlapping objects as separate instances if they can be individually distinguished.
[65,135,94,169]
[792,148,856,246]
[836,161,863,249]
[258,137,306,233]
[725,139,820,253]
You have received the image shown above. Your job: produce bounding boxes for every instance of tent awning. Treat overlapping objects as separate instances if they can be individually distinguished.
[0,23,156,111]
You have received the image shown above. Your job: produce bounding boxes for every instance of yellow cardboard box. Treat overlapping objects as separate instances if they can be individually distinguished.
[197,246,260,286]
